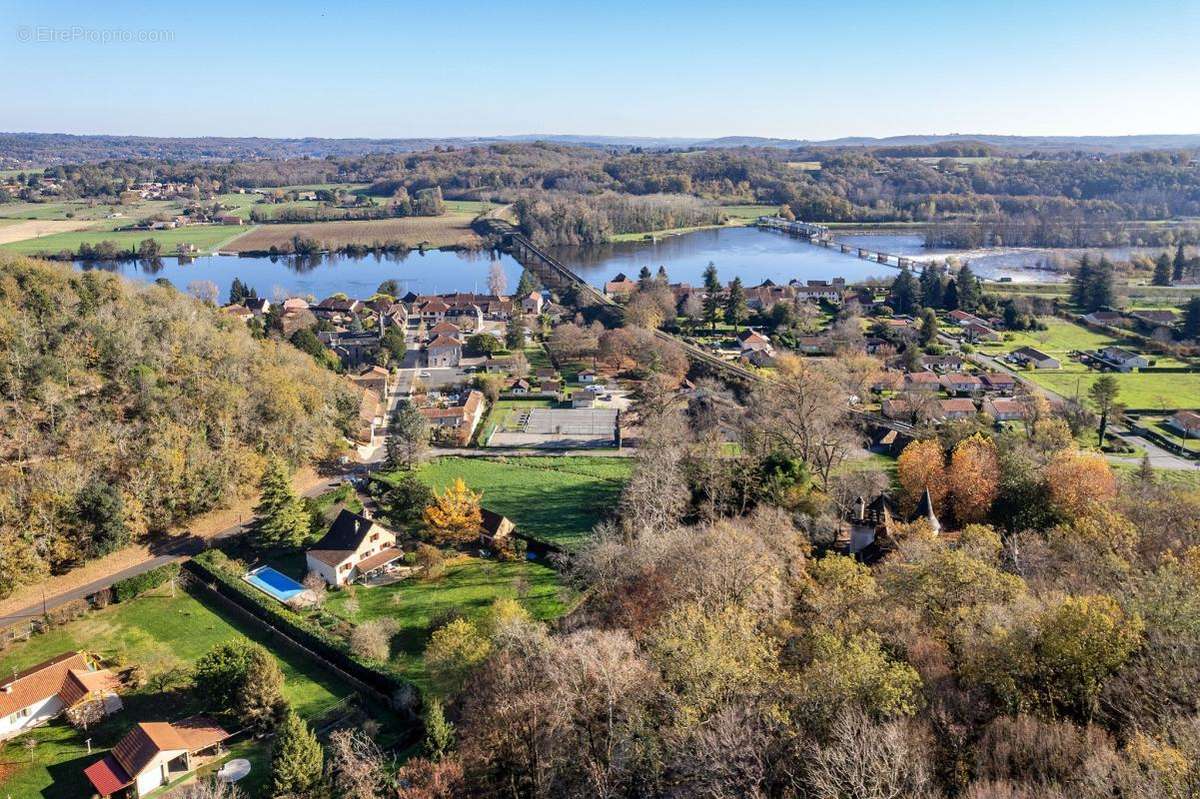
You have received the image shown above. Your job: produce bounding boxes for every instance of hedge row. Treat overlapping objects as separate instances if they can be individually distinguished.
[112,562,181,603]
[185,552,416,705]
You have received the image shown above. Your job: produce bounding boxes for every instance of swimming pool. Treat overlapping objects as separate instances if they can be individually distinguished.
[244,566,306,603]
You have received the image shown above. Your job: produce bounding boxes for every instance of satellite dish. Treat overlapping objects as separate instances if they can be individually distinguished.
[217,759,252,783]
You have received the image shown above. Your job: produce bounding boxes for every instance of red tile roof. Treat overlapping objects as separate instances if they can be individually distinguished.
[84,754,132,795]
[0,651,89,717]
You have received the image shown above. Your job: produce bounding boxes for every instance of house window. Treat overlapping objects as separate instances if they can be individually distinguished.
[340,563,351,572]
[370,533,379,543]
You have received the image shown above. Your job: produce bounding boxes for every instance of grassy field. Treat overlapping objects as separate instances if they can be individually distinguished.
[323,556,566,688]
[223,214,480,252]
[976,318,1199,408]
[378,456,632,551]
[0,583,362,799]
[0,198,178,222]
[0,223,249,256]
[1029,369,1200,409]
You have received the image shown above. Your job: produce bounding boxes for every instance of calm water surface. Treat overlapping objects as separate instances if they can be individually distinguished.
[77,226,1098,298]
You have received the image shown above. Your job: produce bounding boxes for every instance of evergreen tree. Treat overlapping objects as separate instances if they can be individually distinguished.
[725,277,749,332]
[943,278,959,311]
[505,314,525,349]
[229,277,247,305]
[254,458,309,548]
[515,268,541,298]
[385,401,430,470]
[919,264,944,309]
[424,697,456,759]
[1089,257,1117,311]
[888,266,920,315]
[655,265,670,287]
[1070,255,1094,308]
[271,711,324,797]
[956,265,981,311]
[1152,252,1173,286]
[1183,296,1200,340]
[1174,243,1187,282]
[637,265,653,289]
[702,262,722,331]
[1087,374,1122,448]
[919,308,939,346]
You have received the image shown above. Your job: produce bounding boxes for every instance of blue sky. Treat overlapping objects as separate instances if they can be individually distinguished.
[3,0,1199,139]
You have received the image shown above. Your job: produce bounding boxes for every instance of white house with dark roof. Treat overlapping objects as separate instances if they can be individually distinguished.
[427,334,463,367]
[306,509,401,586]
[0,651,122,741]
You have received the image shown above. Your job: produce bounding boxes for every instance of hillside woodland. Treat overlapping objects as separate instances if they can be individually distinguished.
[9,144,1200,247]
[0,256,357,597]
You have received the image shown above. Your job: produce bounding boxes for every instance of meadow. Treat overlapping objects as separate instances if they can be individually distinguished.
[377,455,632,551]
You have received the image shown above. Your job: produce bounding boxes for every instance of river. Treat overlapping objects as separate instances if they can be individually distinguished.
[75,225,1106,299]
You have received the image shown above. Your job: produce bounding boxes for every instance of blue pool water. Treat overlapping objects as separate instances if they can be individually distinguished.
[244,566,305,603]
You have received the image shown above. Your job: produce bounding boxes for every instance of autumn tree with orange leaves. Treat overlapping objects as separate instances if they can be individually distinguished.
[424,478,483,546]
[1044,450,1117,518]
[948,434,1000,524]
[897,438,948,514]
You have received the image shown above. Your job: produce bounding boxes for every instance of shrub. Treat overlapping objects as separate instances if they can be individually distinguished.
[113,562,181,603]
[351,618,399,661]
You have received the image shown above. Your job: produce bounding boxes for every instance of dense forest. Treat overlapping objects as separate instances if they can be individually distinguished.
[9,142,1200,248]
[0,256,357,597]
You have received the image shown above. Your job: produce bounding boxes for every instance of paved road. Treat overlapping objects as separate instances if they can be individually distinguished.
[0,478,346,628]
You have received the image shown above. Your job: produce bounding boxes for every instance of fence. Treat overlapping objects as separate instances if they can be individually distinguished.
[181,559,420,720]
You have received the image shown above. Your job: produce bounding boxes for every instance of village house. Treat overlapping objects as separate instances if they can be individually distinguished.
[938,398,978,420]
[319,330,381,370]
[604,273,637,298]
[572,392,597,409]
[506,377,532,395]
[1095,346,1150,372]
[963,322,1001,342]
[940,373,983,395]
[983,397,1028,421]
[427,320,462,341]
[903,371,942,392]
[948,309,989,326]
[920,354,964,372]
[0,652,122,741]
[522,291,544,315]
[738,329,774,355]
[795,336,829,355]
[349,365,391,402]
[980,372,1017,394]
[427,334,464,368]
[881,398,912,421]
[220,304,254,323]
[1130,309,1178,333]
[1010,346,1061,369]
[306,510,402,586]
[415,297,451,323]
[445,303,484,333]
[1167,410,1200,438]
[85,717,230,798]
[314,296,363,319]
[578,369,597,383]
[1083,310,1127,327]
[352,386,384,446]
[419,390,486,444]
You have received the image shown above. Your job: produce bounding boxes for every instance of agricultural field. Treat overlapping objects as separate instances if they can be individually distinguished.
[0,223,249,256]
[223,214,481,252]
[0,198,178,223]
[379,455,632,551]
[322,556,567,688]
[0,582,368,799]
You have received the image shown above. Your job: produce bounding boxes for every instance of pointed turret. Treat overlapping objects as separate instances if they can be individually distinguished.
[915,487,941,535]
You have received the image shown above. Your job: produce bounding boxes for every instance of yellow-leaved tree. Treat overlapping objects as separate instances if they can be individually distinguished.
[423,478,483,546]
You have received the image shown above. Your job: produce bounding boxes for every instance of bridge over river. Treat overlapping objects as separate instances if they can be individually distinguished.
[757,216,920,271]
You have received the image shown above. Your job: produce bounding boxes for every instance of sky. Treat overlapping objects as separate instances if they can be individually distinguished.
[3,0,1200,140]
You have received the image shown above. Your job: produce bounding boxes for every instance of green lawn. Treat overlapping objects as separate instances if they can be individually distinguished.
[978,317,1124,356]
[0,583,362,798]
[0,223,250,256]
[0,199,179,222]
[720,204,777,219]
[323,556,566,688]
[378,456,632,551]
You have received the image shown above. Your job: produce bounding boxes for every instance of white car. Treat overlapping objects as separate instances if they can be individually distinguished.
[419,371,431,378]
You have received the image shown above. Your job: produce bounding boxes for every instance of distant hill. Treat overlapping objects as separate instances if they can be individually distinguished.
[2,130,1198,167]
